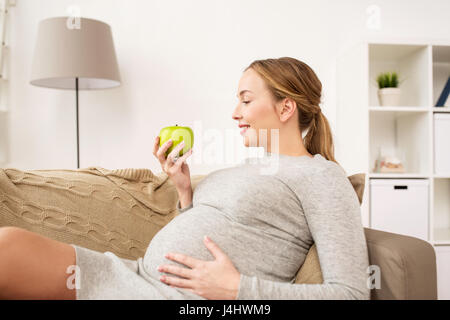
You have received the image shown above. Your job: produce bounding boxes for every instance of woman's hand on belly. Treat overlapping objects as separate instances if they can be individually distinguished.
[157,235,241,300]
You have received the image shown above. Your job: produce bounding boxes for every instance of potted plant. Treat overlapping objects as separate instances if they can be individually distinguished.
[377,72,401,106]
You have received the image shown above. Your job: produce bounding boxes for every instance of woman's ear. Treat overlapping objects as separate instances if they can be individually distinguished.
[278,98,297,123]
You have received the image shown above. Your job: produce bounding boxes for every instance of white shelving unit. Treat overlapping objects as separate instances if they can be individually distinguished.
[0,0,13,166]
[336,39,450,300]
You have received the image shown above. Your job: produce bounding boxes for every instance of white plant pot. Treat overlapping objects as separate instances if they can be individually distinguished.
[378,88,401,106]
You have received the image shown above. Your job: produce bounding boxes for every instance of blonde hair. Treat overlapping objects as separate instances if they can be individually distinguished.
[245,57,338,164]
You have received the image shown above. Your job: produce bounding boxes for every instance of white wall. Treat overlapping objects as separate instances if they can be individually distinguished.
[1,0,450,175]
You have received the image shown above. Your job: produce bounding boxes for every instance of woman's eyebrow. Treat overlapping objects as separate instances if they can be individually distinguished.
[236,90,253,98]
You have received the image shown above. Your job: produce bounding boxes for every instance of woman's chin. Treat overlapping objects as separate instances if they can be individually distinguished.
[243,136,260,148]
[242,129,259,147]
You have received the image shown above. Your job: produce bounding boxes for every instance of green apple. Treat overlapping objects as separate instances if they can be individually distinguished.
[159,124,194,158]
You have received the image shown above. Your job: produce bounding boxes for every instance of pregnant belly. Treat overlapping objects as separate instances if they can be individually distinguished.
[142,206,237,281]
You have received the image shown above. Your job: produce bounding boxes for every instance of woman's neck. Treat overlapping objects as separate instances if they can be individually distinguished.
[266,130,313,158]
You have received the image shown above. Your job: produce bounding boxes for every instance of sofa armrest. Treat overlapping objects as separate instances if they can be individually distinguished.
[364,228,437,300]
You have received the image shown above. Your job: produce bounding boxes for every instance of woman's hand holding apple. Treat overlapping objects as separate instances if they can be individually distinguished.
[153,136,193,192]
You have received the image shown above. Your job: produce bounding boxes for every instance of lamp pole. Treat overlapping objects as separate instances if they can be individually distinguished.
[76,77,80,169]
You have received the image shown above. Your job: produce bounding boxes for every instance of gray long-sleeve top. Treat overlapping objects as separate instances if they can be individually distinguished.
[139,152,370,300]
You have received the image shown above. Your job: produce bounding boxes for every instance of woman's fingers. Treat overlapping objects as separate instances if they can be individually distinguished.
[155,139,173,163]
[154,136,193,178]
[167,147,193,176]
[166,141,186,163]
[159,264,195,279]
[152,136,160,156]
[173,148,193,168]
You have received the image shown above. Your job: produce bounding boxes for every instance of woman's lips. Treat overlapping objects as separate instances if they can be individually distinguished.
[240,126,249,135]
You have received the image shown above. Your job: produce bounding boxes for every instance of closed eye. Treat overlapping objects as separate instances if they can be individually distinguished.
[242,101,250,105]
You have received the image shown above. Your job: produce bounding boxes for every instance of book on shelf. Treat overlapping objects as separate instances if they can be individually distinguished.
[435,76,450,107]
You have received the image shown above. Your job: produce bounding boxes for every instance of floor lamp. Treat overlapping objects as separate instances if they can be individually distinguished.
[30,17,121,169]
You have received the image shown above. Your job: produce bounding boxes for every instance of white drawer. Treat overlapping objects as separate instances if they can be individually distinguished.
[370,179,429,241]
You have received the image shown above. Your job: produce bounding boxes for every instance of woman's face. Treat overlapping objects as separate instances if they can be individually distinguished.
[232,68,282,149]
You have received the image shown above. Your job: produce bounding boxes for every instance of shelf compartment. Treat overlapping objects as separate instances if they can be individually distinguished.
[369,44,431,107]
[433,230,450,245]
[434,113,450,174]
[432,46,450,107]
[433,178,450,243]
[369,110,430,175]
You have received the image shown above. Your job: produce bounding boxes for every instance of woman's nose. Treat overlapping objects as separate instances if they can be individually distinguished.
[232,105,241,120]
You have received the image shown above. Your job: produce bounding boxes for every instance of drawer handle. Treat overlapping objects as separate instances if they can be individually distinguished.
[394,185,408,190]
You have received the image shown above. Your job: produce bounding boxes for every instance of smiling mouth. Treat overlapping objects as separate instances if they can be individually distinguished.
[240,126,250,135]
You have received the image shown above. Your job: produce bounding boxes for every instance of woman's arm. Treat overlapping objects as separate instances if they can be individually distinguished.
[236,165,370,300]
[236,274,368,300]
[176,185,193,213]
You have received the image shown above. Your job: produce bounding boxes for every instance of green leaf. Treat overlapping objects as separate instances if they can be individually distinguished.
[391,72,398,88]
[377,71,400,88]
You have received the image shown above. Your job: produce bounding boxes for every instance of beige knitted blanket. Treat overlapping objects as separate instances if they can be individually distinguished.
[0,166,206,259]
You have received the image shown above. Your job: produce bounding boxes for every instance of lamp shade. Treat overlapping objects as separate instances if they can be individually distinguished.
[30,17,121,90]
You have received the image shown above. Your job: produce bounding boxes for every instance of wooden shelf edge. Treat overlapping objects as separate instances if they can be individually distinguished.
[366,39,450,47]
[369,173,430,179]
[432,241,450,246]
[433,107,450,112]
[369,106,430,112]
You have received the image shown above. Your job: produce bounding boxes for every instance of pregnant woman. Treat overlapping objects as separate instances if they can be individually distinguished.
[0,57,370,300]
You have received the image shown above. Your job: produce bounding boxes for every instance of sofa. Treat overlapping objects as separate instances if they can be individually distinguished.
[0,166,437,300]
